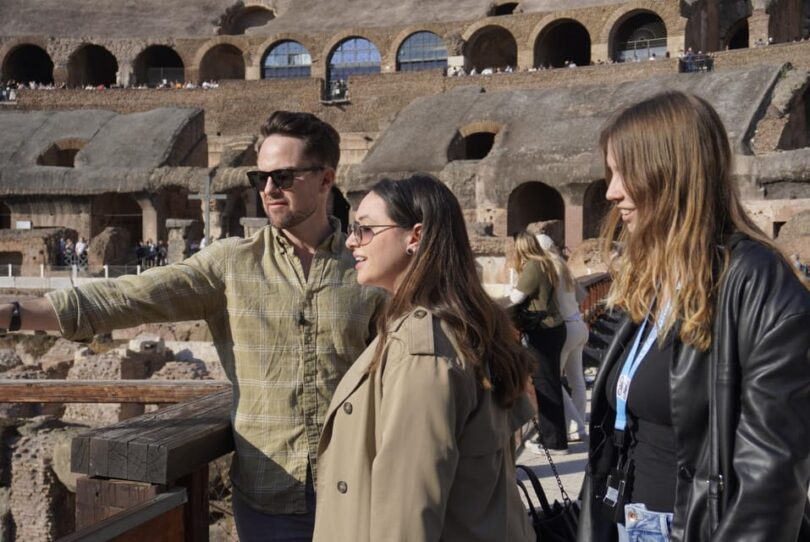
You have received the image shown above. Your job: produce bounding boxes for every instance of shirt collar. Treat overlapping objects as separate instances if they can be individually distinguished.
[272,216,344,256]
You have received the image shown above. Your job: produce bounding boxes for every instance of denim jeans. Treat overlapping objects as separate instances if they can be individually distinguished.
[616,503,673,542]
[232,479,316,542]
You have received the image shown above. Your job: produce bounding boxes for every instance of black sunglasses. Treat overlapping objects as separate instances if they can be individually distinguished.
[246,166,325,191]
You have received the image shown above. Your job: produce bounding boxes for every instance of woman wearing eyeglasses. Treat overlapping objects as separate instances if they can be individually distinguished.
[312,174,535,542]
[578,91,810,542]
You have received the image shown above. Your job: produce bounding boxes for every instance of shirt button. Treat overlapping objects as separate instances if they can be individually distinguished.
[343,402,353,415]
[414,309,427,318]
[337,481,348,493]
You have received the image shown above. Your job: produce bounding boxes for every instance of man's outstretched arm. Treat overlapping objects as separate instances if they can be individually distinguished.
[0,297,60,332]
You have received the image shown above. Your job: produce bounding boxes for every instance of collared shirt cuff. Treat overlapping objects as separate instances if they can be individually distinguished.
[45,288,95,341]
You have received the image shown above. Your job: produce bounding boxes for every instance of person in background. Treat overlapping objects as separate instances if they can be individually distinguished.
[537,233,588,443]
[314,174,534,542]
[512,231,569,455]
[578,91,810,541]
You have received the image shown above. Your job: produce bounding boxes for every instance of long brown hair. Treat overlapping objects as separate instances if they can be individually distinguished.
[600,91,782,350]
[369,174,530,407]
[514,231,559,287]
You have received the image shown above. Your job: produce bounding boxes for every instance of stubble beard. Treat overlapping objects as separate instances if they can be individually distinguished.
[266,201,319,231]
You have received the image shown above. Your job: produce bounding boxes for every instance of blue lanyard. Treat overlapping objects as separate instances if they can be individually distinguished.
[613,302,671,436]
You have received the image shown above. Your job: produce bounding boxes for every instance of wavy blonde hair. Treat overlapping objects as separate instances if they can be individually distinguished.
[514,231,559,287]
[600,91,781,351]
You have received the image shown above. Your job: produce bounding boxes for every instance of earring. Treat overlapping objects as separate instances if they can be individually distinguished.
[406,247,415,256]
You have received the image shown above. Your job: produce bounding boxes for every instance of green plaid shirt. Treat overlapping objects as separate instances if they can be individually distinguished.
[47,222,386,514]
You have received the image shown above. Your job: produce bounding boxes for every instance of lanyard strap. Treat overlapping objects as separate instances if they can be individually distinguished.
[614,302,671,438]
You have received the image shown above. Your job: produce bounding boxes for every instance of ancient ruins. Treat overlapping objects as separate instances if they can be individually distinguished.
[1,0,809,539]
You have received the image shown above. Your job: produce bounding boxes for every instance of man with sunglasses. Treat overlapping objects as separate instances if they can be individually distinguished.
[1,111,385,541]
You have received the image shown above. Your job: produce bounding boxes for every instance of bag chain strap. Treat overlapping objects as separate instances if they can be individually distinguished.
[532,416,572,504]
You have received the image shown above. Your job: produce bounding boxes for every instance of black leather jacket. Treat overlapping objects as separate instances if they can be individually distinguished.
[578,237,810,542]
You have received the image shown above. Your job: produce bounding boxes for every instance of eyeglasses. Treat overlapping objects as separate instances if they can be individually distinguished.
[349,222,401,246]
[246,167,325,191]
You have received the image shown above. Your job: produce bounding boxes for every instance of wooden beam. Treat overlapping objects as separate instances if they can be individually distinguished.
[61,485,186,542]
[0,380,231,403]
[72,390,234,485]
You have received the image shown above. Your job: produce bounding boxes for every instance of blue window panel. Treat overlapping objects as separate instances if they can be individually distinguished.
[263,41,312,79]
[328,38,381,83]
[397,31,448,71]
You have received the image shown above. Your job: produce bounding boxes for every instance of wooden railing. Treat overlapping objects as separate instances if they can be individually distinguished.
[577,272,611,324]
[0,381,233,542]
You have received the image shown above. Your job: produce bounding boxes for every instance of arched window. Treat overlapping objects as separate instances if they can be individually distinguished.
[534,19,591,68]
[37,139,88,168]
[262,41,311,79]
[612,11,667,62]
[2,44,54,85]
[199,44,245,82]
[725,18,749,50]
[67,44,118,87]
[134,45,184,87]
[397,32,448,72]
[466,26,517,72]
[506,182,565,237]
[326,37,380,99]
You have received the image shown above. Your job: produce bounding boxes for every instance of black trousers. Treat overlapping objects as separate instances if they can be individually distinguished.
[526,323,568,450]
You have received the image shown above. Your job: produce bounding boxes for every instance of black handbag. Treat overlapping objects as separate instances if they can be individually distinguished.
[516,421,579,541]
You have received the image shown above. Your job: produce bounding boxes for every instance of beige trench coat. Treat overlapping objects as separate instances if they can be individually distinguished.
[313,307,534,542]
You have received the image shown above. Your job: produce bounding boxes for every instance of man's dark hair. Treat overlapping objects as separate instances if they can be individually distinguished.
[259,111,341,169]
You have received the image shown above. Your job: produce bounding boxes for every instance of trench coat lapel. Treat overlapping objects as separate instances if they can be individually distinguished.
[324,348,374,423]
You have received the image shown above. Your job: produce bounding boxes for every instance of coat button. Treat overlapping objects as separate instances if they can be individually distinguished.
[337,481,348,493]
[414,309,427,318]
[343,402,353,415]
[678,465,694,482]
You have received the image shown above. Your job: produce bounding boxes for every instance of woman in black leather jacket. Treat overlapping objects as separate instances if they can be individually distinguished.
[578,91,810,542]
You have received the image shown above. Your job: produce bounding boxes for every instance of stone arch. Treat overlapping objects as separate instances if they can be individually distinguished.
[0,202,10,229]
[583,179,611,240]
[91,193,143,244]
[198,43,246,82]
[724,17,749,50]
[607,8,668,61]
[133,45,184,87]
[392,30,448,72]
[67,44,118,87]
[448,121,503,161]
[321,31,384,73]
[37,139,88,168]
[325,35,381,98]
[463,24,518,71]
[260,39,312,79]
[2,43,54,84]
[533,18,591,68]
[254,34,316,71]
[507,182,565,237]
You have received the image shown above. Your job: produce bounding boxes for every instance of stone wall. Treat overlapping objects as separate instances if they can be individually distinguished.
[0,228,76,274]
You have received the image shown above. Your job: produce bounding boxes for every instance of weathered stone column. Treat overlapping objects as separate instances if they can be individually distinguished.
[166,219,197,263]
[136,194,166,244]
[240,217,269,238]
[749,9,770,46]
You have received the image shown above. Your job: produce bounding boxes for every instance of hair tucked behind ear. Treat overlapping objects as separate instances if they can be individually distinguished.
[369,174,531,408]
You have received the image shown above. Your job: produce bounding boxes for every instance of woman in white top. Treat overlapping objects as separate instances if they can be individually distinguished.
[537,234,588,442]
